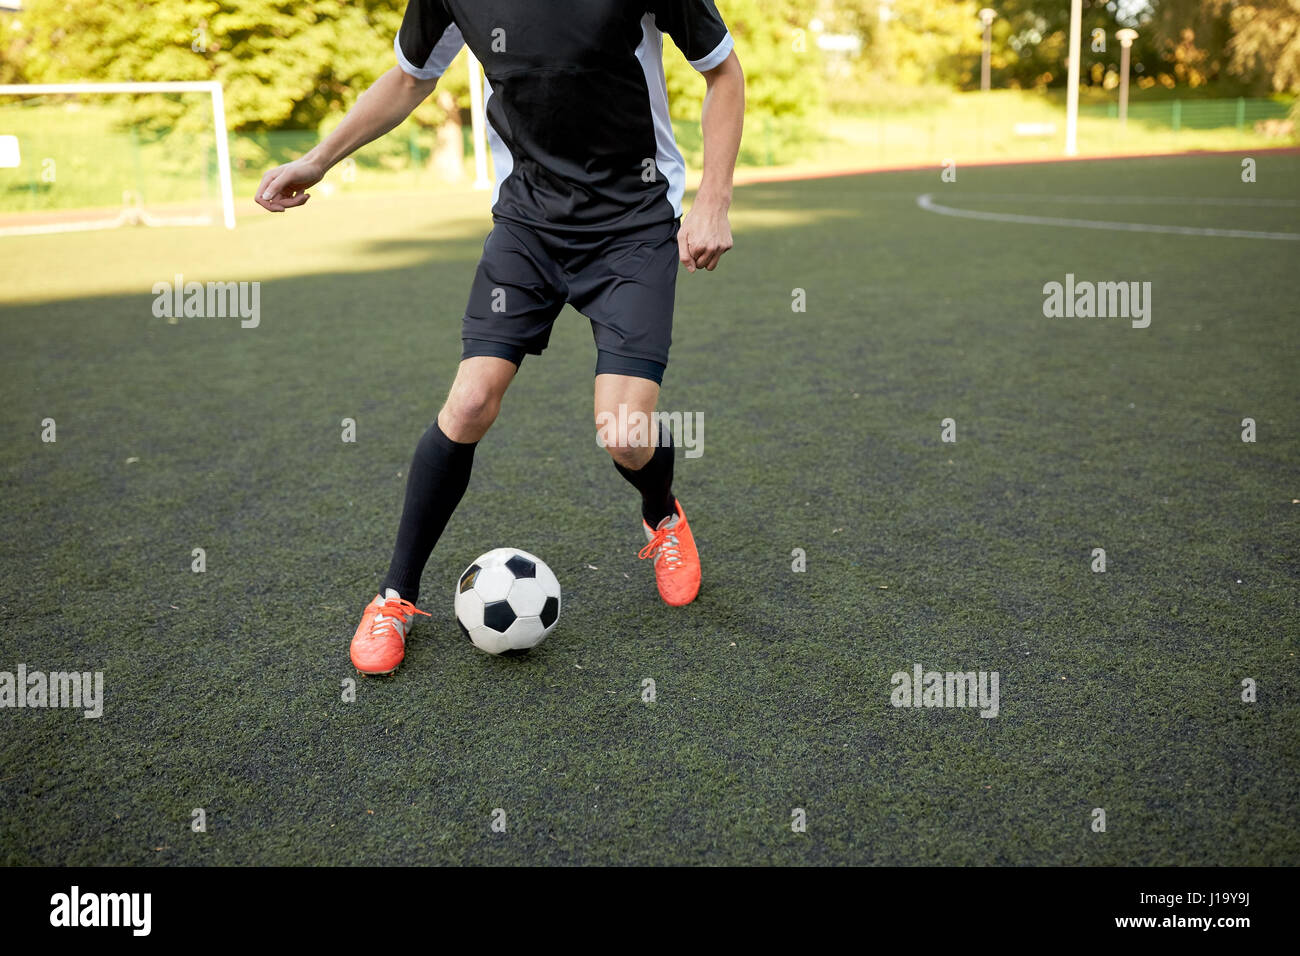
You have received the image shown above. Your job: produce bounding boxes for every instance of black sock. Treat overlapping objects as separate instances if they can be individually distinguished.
[615,424,676,527]
[380,421,477,604]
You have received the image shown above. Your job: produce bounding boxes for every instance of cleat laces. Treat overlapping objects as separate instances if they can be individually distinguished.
[639,525,683,568]
[370,597,430,638]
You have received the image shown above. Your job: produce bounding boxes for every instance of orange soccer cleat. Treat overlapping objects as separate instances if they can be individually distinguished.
[349,590,430,675]
[638,500,701,607]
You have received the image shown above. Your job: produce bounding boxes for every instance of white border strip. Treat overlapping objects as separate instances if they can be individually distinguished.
[690,31,734,72]
[916,193,1300,241]
[0,210,213,238]
[394,24,463,81]
[0,81,224,94]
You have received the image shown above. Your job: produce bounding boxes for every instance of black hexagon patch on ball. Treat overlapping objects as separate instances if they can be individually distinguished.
[539,596,559,629]
[505,554,536,579]
[483,600,516,633]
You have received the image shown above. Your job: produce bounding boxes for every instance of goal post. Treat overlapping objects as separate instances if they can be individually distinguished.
[1064,0,1082,156]
[0,80,236,231]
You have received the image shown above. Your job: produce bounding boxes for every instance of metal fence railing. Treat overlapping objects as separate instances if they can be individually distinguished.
[2,96,1294,219]
[1081,97,1291,131]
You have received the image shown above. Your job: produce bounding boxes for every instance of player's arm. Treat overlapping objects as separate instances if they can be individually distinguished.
[679,50,744,272]
[255,66,438,212]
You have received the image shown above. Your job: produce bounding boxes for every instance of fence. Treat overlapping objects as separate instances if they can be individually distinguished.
[1,95,1294,219]
[1083,97,1291,131]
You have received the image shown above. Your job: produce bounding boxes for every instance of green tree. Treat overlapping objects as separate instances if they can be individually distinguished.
[7,0,463,132]
[665,0,823,118]
[1141,0,1236,89]
[882,0,983,87]
[664,0,825,164]
[1222,0,1300,93]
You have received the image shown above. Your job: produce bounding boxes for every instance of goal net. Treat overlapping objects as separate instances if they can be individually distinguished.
[0,81,235,237]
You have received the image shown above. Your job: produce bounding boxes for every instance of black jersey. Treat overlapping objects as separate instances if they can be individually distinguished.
[395,0,733,234]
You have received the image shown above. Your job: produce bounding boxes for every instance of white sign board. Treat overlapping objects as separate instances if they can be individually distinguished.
[0,135,20,168]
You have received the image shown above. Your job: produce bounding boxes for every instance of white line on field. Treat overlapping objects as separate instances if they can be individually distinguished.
[0,212,213,238]
[915,193,1300,241]
[925,193,1300,207]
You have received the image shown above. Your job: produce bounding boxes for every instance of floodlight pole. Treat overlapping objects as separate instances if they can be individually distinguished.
[979,9,996,93]
[1065,0,1082,155]
[1116,29,1138,129]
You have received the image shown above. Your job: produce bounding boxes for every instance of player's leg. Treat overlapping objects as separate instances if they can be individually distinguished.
[350,356,518,675]
[383,354,519,597]
[593,368,700,607]
[572,215,699,606]
[350,220,564,674]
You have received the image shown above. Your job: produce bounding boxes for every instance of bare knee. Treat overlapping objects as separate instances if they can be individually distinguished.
[595,408,655,470]
[441,383,502,442]
[594,374,660,469]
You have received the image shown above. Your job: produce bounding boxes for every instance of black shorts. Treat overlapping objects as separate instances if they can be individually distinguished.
[460,217,680,385]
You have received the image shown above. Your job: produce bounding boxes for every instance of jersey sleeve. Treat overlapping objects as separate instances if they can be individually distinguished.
[651,0,734,72]
[395,0,464,81]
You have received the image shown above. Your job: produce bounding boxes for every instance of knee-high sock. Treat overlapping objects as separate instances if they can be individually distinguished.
[614,424,676,527]
[381,421,477,604]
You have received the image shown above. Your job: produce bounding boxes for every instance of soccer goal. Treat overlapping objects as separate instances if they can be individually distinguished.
[0,80,235,237]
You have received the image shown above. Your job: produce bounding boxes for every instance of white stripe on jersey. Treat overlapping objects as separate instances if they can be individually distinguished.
[483,77,515,208]
[636,14,688,219]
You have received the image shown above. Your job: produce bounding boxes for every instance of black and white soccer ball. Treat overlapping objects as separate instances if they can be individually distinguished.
[455,548,561,655]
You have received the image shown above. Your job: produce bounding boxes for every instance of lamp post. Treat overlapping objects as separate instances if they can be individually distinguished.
[1116,28,1138,128]
[979,9,996,92]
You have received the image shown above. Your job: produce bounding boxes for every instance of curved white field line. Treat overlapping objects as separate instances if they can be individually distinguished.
[916,193,1300,241]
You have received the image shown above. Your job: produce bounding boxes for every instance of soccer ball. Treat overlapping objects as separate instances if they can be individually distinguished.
[455,548,561,655]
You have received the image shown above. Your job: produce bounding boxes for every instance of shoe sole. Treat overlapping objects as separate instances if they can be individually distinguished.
[352,659,401,676]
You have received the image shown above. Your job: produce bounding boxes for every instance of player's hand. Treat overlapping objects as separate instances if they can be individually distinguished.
[255,158,325,212]
[678,200,733,273]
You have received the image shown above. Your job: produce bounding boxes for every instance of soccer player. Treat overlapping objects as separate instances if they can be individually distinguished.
[255,1,744,674]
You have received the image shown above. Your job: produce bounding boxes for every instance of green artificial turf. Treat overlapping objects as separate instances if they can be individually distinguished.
[1,153,1297,865]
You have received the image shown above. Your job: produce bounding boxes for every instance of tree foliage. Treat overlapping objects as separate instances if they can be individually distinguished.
[3,0,457,131]
[5,0,821,133]
[1222,0,1300,92]
[1,0,1295,141]
[798,0,1299,96]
